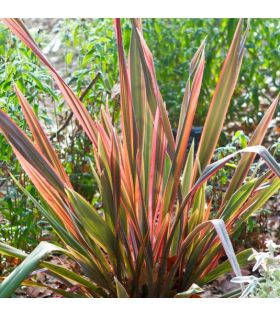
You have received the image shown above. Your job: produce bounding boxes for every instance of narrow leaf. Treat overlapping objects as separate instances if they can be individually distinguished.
[15,85,72,188]
[195,20,249,173]
[114,277,129,298]
[0,242,63,298]
[66,189,115,256]
[222,95,279,205]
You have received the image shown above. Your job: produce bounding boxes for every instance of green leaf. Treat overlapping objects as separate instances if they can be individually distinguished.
[66,188,115,256]
[218,180,256,221]
[181,140,195,197]
[66,52,73,65]
[201,248,253,284]
[163,219,244,296]
[235,177,280,229]
[0,241,106,297]
[114,277,129,298]
[196,20,249,173]
[0,241,26,260]
[222,95,279,205]
[0,242,63,298]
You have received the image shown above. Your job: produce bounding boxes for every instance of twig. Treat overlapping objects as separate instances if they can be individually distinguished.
[50,72,101,140]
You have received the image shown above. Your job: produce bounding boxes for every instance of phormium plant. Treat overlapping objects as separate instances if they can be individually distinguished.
[0,18,279,298]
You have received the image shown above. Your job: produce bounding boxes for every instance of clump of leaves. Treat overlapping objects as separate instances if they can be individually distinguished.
[0,18,279,298]
[0,19,120,252]
[232,240,280,298]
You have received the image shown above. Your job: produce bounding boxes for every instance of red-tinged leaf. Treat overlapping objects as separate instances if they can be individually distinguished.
[114,19,138,182]
[131,21,175,158]
[203,199,212,222]
[181,141,195,197]
[95,122,112,162]
[135,152,154,275]
[148,108,167,234]
[153,214,170,261]
[177,39,206,144]
[11,147,79,240]
[15,85,72,188]
[195,19,249,175]
[162,219,243,296]
[129,20,147,149]
[162,145,279,280]
[161,42,205,216]
[100,107,113,138]
[110,128,123,277]
[110,130,121,219]
[200,248,253,284]
[0,109,65,195]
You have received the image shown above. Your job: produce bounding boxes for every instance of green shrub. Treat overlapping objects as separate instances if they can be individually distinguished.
[143,19,280,129]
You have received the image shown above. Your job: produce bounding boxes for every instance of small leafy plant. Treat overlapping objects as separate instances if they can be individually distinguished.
[232,240,280,298]
[0,18,279,298]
